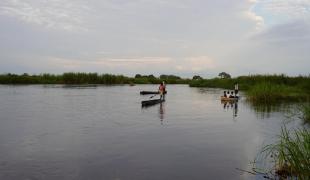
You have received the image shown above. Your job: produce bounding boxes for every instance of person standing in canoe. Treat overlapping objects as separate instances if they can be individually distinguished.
[162,81,166,93]
[234,83,239,97]
[159,82,165,100]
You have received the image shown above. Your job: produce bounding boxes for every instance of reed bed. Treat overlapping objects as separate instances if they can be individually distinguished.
[189,74,310,103]
[301,104,310,123]
[261,126,310,179]
[0,73,190,84]
[246,82,304,103]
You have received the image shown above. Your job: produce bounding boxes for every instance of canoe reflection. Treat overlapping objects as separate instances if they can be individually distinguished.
[141,100,166,124]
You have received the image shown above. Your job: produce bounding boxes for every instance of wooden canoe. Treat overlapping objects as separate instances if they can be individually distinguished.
[140,91,167,95]
[221,96,239,101]
[141,98,165,107]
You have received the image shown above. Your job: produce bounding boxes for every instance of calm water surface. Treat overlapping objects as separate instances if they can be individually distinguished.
[0,85,299,180]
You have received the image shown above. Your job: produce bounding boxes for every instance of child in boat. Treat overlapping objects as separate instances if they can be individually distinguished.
[230,91,234,98]
[226,91,230,98]
[159,82,165,100]
[223,91,227,97]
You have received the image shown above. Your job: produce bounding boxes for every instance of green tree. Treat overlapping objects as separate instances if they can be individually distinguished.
[135,74,142,78]
[193,75,203,80]
[218,72,231,79]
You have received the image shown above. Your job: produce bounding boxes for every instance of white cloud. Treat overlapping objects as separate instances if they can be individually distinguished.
[0,0,91,31]
[245,10,265,30]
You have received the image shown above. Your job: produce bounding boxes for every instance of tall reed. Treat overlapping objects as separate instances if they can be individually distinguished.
[246,82,303,103]
[261,126,310,179]
[301,104,310,123]
[0,73,190,84]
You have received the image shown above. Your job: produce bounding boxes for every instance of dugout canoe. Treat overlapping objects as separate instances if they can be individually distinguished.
[141,98,165,107]
[221,96,239,101]
[140,91,167,95]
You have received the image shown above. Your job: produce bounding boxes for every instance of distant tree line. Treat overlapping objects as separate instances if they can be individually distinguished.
[133,74,189,84]
[0,73,190,84]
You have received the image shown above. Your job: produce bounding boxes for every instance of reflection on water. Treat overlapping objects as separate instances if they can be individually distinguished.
[0,85,300,180]
[222,101,239,119]
[140,100,166,124]
[159,102,165,124]
[43,84,99,89]
[245,100,293,119]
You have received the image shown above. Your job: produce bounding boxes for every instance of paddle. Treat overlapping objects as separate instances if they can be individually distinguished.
[150,94,158,99]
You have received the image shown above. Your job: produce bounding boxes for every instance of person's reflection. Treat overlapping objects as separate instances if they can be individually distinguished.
[159,102,165,124]
[221,101,239,118]
[222,101,228,109]
[233,101,238,117]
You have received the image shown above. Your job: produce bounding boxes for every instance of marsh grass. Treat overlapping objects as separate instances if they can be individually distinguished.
[301,104,310,123]
[0,73,190,84]
[189,74,310,89]
[260,126,310,179]
[246,82,305,103]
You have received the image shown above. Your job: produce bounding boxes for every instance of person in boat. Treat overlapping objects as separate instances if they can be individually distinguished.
[235,91,239,98]
[159,82,165,100]
[230,91,234,98]
[226,91,230,98]
[234,83,239,96]
[223,91,227,97]
[162,81,166,93]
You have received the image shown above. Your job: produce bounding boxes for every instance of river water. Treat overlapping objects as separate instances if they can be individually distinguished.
[0,85,300,180]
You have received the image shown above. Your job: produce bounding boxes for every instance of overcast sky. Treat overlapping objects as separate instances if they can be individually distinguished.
[0,0,309,77]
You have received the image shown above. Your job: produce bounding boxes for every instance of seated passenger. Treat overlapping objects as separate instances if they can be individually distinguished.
[226,91,230,98]
[223,91,227,97]
[229,91,234,98]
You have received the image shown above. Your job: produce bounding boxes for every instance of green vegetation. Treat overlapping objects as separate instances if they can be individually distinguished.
[301,104,310,123]
[259,126,310,179]
[132,74,189,84]
[190,74,310,103]
[192,75,203,80]
[0,73,131,84]
[0,73,190,85]
[190,78,235,89]
[246,82,305,103]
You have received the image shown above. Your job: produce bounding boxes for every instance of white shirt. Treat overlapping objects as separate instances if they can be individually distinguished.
[234,84,239,90]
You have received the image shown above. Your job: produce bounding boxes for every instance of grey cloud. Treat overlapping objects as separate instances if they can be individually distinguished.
[0,0,309,77]
[0,0,91,31]
[252,20,310,42]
